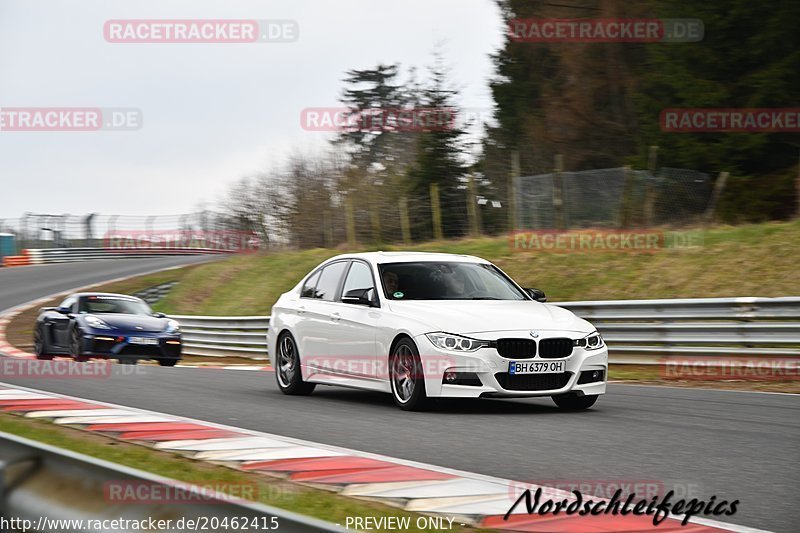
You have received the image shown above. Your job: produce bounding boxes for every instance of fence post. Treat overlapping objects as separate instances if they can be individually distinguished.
[345,195,357,247]
[619,165,634,228]
[644,145,658,226]
[509,151,519,231]
[399,197,411,245]
[553,154,565,230]
[467,174,481,237]
[430,183,443,240]
[370,195,382,245]
[704,171,730,225]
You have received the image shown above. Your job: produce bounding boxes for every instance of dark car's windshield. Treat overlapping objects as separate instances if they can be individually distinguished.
[78,296,152,315]
[379,262,527,301]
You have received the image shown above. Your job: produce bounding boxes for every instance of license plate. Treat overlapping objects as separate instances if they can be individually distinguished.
[509,360,565,375]
[128,337,159,346]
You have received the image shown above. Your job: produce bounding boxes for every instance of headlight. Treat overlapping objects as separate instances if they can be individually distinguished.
[575,331,604,350]
[84,315,111,330]
[426,332,488,352]
[165,319,180,334]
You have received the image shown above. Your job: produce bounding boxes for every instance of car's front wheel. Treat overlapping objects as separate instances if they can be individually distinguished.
[275,332,315,395]
[389,338,431,411]
[158,359,179,367]
[34,325,54,360]
[70,328,89,362]
[552,393,598,410]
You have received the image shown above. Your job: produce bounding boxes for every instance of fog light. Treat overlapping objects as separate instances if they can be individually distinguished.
[444,371,457,383]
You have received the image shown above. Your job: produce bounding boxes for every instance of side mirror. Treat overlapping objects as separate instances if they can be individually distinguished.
[342,288,376,306]
[153,312,166,318]
[56,306,72,315]
[525,288,547,303]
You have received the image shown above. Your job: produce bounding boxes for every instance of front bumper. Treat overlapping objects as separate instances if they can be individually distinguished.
[414,331,607,398]
[79,330,182,361]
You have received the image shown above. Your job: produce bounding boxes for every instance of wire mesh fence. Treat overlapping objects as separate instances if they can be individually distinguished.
[0,212,244,251]
[0,166,714,254]
[516,167,713,229]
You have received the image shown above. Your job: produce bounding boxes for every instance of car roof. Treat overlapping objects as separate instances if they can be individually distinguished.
[323,251,490,265]
[70,292,143,300]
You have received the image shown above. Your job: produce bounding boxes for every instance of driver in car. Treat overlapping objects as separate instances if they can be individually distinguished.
[384,271,400,295]
[443,270,467,297]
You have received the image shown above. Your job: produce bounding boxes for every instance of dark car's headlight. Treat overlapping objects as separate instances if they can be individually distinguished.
[575,332,604,350]
[165,319,180,334]
[426,332,488,352]
[84,315,111,330]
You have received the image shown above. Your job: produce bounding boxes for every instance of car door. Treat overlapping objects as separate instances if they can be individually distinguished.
[329,260,380,379]
[301,261,349,370]
[49,296,76,348]
[292,268,322,358]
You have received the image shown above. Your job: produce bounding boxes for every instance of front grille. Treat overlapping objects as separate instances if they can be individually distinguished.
[495,372,572,391]
[539,338,574,358]
[495,338,536,359]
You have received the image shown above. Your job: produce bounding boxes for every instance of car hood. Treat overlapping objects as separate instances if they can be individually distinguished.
[86,314,166,333]
[385,300,593,335]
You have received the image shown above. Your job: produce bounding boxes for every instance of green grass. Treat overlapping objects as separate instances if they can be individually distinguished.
[154,220,800,316]
[0,414,485,532]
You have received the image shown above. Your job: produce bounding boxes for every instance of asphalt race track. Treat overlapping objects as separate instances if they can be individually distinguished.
[1,260,798,532]
[0,256,217,312]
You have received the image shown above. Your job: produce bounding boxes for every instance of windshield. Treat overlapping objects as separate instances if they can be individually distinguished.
[78,296,153,315]
[379,262,527,301]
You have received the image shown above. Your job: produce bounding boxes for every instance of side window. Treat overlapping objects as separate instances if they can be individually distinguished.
[341,262,376,300]
[60,297,76,311]
[314,262,348,302]
[300,270,322,299]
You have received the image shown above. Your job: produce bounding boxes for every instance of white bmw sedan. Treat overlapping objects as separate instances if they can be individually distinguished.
[268,252,607,411]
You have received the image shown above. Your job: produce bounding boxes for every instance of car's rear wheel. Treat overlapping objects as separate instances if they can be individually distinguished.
[552,393,598,410]
[389,338,431,411]
[34,325,54,360]
[275,332,315,395]
[158,359,178,367]
[70,328,89,362]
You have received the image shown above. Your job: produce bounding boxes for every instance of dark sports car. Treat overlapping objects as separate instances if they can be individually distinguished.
[34,292,182,366]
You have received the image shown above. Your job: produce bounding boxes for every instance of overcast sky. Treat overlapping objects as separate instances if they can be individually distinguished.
[0,0,505,219]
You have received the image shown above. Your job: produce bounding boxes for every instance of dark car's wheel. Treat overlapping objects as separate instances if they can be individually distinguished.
[34,325,54,360]
[552,393,598,410]
[70,328,89,362]
[389,338,431,411]
[275,332,315,395]
[119,358,138,365]
[158,359,178,367]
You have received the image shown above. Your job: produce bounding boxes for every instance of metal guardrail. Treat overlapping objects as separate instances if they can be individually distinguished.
[134,282,178,305]
[169,297,800,363]
[0,431,344,533]
[24,248,227,264]
[171,315,270,359]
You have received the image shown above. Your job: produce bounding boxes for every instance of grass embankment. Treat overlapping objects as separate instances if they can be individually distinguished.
[0,414,479,532]
[154,220,800,316]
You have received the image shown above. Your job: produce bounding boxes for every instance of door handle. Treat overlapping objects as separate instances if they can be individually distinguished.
[297,306,306,315]
[330,312,341,322]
